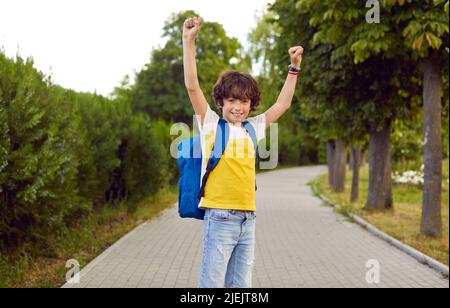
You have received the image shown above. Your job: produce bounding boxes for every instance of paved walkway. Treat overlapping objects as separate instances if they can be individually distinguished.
[63,166,449,288]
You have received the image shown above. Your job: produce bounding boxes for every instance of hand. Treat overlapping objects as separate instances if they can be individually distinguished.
[289,46,304,68]
[183,16,203,41]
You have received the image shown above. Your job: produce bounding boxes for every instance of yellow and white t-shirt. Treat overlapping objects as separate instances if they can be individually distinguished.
[196,105,266,211]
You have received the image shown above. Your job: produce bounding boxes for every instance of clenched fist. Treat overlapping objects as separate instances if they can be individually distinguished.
[289,46,304,68]
[183,16,203,41]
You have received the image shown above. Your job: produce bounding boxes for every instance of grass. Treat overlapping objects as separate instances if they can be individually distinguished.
[310,160,449,265]
[0,186,178,288]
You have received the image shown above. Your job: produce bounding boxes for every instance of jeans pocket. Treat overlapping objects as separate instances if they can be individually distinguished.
[209,209,232,221]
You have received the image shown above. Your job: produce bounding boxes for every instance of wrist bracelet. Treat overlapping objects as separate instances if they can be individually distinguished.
[288,64,301,73]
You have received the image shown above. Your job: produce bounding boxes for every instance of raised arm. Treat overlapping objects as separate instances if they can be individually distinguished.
[183,17,208,126]
[264,46,304,129]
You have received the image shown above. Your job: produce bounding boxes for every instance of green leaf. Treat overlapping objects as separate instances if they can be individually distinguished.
[425,32,443,49]
[312,31,325,45]
[412,34,425,50]
[323,10,334,21]
[434,0,449,13]
[403,20,421,38]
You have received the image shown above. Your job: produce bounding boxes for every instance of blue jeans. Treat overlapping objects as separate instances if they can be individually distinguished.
[199,209,256,288]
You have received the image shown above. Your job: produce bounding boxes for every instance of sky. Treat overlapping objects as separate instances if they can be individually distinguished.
[0,0,273,96]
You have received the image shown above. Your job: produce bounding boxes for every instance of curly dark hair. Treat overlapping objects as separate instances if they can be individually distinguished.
[212,70,261,112]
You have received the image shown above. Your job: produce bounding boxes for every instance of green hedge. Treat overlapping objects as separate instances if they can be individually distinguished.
[0,52,171,251]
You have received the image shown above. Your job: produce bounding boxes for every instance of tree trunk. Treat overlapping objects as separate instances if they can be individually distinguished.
[421,53,443,238]
[332,139,347,193]
[326,140,336,187]
[361,150,366,168]
[348,149,354,171]
[366,120,393,210]
[351,145,362,203]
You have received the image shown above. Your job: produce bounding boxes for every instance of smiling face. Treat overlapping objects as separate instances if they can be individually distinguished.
[212,70,261,125]
[222,97,251,125]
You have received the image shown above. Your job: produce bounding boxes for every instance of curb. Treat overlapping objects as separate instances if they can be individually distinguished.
[312,187,449,278]
[61,204,177,288]
[61,221,151,288]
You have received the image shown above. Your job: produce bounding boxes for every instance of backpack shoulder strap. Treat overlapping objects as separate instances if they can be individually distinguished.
[242,121,257,153]
[243,121,259,191]
[198,119,229,199]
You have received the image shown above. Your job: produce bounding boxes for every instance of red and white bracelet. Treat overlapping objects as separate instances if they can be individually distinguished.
[288,64,301,76]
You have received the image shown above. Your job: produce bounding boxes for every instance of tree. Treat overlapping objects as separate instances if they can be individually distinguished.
[398,0,449,237]
[132,10,251,124]
[304,0,448,235]
[266,0,403,200]
[294,0,428,211]
[248,10,325,166]
[351,144,362,202]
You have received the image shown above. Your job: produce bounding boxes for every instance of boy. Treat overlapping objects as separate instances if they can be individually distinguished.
[182,16,303,288]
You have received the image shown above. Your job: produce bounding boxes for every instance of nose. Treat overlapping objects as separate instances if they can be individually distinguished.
[234,101,244,110]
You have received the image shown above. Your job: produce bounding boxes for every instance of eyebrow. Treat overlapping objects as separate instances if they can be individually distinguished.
[228,97,250,101]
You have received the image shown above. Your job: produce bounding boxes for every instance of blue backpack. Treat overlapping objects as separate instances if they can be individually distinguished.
[177,118,258,220]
